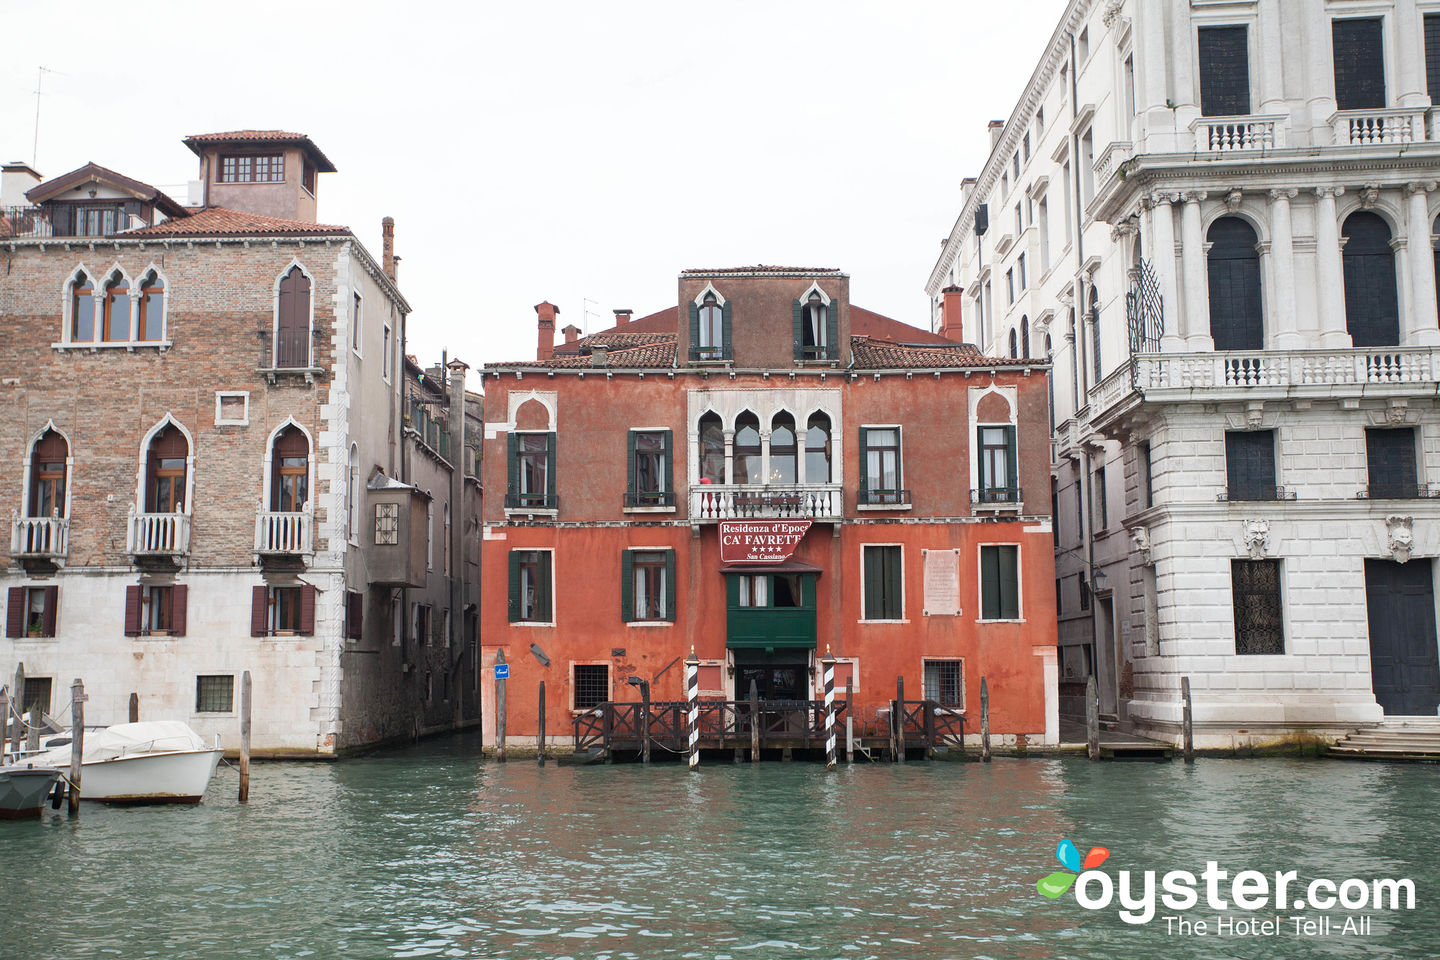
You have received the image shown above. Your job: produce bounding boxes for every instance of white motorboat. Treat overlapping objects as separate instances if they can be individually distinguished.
[29,721,222,805]
[0,764,62,818]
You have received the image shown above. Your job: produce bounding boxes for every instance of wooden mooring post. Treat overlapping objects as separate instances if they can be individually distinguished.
[0,687,9,763]
[980,676,992,763]
[495,650,508,762]
[1085,674,1100,761]
[1181,676,1194,764]
[684,650,700,772]
[68,678,85,816]
[26,707,40,754]
[845,688,854,764]
[239,670,252,803]
[749,679,760,763]
[821,648,837,771]
[895,676,906,763]
[129,692,139,724]
[537,680,546,766]
[9,662,25,759]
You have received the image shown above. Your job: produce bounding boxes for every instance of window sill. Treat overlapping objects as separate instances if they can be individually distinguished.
[859,618,910,625]
[973,502,1024,515]
[53,340,173,352]
[258,366,326,385]
[978,618,1026,624]
[15,635,55,641]
[622,505,677,515]
[504,508,558,519]
[626,621,674,628]
[856,502,913,512]
[793,357,841,367]
[511,621,555,628]
[193,711,236,719]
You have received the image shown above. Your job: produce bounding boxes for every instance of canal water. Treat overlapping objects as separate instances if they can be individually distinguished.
[5,733,1437,959]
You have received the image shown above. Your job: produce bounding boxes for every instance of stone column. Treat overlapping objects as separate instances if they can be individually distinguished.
[1257,0,1286,114]
[1268,189,1302,348]
[1151,193,1183,350]
[1314,187,1351,347]
[1137,0,1173,148]
[760,432,771,487]
[723,430,735,485]
[1169,0,1198,127]
[1180,191,1213,350]
[1407,182,1440,345]
[1302,7,1337,143]
[1394,236,1412,344]
[1396,0,1428,107]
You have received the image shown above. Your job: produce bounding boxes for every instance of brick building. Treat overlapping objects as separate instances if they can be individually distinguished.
[0,131,480,756]
[479,267,1056,754]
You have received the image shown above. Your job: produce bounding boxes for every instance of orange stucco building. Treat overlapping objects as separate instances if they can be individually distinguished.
[480,266,1057,753]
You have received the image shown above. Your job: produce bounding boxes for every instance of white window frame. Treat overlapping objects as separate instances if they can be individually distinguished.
[271,259,315,369]
[352,290,364,357]
[215,391,250,427]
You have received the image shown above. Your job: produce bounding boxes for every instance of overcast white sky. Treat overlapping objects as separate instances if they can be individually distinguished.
[1,0,1068,379]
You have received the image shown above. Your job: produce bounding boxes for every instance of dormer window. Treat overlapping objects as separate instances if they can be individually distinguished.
[802,292,827,357]
[75,205,122,237]
[697,292,723,359]
[221,155,284,183]
[795,285,836,361]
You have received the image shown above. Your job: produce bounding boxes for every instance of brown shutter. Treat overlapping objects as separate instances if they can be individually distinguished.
[299,584,316,636]
[5,587,23,638]
[171,585,188,637]
[346,591,363,640]
[124,585,142,637]
[41,586,58,637]
[251,585,268,637]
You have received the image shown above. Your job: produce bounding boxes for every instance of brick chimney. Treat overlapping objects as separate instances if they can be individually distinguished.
[940,285,966,343]
[561,324,581,344]
[613,308,632,326]
[381,217,395,279]
[535,301,559,361]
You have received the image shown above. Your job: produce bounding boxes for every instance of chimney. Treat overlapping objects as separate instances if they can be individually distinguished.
[988,120,1005,151]
[1,162,42,208]
[591,344,608,366]
[561,324,581,345]
[381,217,396,280]
[940,285,966,343]
[613,308,633,326]
[535,301,559,361]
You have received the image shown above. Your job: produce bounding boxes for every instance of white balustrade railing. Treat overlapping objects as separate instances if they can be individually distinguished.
[127,508,191,555]
[1093,140,1132,185]
[1191,115,1284,152]
[1088,347,1440,418]
[1331,108,1429,146]
[689,483,843,521]
[10,512,69,558]
[255,507,312,554]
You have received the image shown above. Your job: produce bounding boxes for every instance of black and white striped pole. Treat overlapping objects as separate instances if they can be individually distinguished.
[821,646,837,771]
[685,647,700,771]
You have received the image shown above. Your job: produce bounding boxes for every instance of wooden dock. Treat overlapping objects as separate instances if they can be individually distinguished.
[1059,719,1175,760]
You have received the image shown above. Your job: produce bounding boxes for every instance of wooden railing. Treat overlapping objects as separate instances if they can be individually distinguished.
[255,507,312,554]
[127,508,191,556]
[891,699,967,753]
[10,512,69,559]
[574,699,849,755]
[689,483,842,521]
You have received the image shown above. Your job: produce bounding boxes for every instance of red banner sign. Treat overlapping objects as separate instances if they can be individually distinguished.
[719,520,812,564]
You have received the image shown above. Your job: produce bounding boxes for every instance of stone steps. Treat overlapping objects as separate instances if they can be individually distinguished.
[1329,723,1440,761]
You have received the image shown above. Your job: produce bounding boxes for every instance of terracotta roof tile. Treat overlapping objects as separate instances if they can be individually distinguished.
[849,336,1027,369]
[554,331,676,355]
[680,265,840,275]
[126,206,350,238]
[500,340,678,369]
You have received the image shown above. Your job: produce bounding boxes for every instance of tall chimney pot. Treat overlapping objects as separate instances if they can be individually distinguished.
[561,324,581,345]
[940,285,967,344]
[535,301,560,361]
[381,217,396,280]
[613,308,633,326]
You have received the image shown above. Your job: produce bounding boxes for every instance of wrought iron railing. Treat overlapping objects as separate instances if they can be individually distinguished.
[623,489,675,508]
[0,206,53,238]
[971,486,1022,506]
[504,492,558,510]
[1126,259,1163,357]
[1359,483,1440,501]
[1217,485,1297,503]
[858,488,912,507]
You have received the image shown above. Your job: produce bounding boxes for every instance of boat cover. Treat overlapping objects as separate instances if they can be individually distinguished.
[31,721,208,766]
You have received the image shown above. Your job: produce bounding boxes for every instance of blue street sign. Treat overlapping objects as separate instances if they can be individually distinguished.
[493,663,510,680]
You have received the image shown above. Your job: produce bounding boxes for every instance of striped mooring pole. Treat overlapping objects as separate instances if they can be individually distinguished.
[821,647,837,770]
[685,647,700,771]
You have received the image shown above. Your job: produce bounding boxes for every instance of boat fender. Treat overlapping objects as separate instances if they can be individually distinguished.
[49,778,65,810]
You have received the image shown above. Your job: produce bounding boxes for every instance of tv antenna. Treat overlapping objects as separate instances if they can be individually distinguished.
[582,297,600,335]
[32,66,62,168]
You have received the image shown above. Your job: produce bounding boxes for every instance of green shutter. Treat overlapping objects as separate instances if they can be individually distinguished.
[508,551,521,622]
[826,301,839,360]
[626,430,637,503]
[506,433,518,501]
[721,301,732,360]
[863,547,880,619]
[793,298,804,360]
[858,427,870,501]
[981,546,1000,620]
[621,550,635,622]
[664,549,676,621]
[661,428,673,500]
[1005,426,1018,496]
[539,551,553,621]
[688,301,700,358]
[885,546,901,619]
[1000,545,1020,619]
[545,432,556,506]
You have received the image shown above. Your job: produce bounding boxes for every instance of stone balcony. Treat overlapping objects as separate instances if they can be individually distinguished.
[689,483,842,522]
[127,508,191,557]
[1089,346,1440,423]
[1330,107,1431,146]
[10,513,69,560]
[255,506,313,555]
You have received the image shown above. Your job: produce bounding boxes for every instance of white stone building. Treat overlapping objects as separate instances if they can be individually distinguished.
[928,0,1440,746]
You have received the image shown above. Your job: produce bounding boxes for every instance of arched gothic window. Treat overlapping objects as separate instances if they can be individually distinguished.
[1009,328,1018,358]
[138,269,165,342]
[770,413,797,484]
[146,425,189,513]
[734,413,761,485]
[276,265,311,367]
[1021,316,1030,357]
[104,271,131,342]
[29,430,68,518]
[1207,217,1263,350]
[805,413,832,484]
[1343,211,1399,347]
[1088,286,1102,384]
[271,426,309,512]
[699,412,725,484]
[70,271,95,342]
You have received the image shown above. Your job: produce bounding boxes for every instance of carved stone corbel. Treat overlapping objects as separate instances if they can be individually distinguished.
[1242,519,1270,560]
[1130,526,1152,565]
[1386,516,1414,564]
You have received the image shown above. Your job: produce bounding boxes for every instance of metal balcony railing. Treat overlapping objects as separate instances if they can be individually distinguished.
[1217,485,1297,503]
[971,486,1023,506]
[1359,483,1440,501]
[0,206,54,238]
[623,490,675,508]
[10,513,69,559]
[504,492,558,511]
[858,488,912,507]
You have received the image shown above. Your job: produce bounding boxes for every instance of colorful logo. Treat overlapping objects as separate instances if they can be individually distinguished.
[1037,838,1110,899]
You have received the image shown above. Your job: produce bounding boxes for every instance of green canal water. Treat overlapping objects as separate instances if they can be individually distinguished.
[4,733,1438,959]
